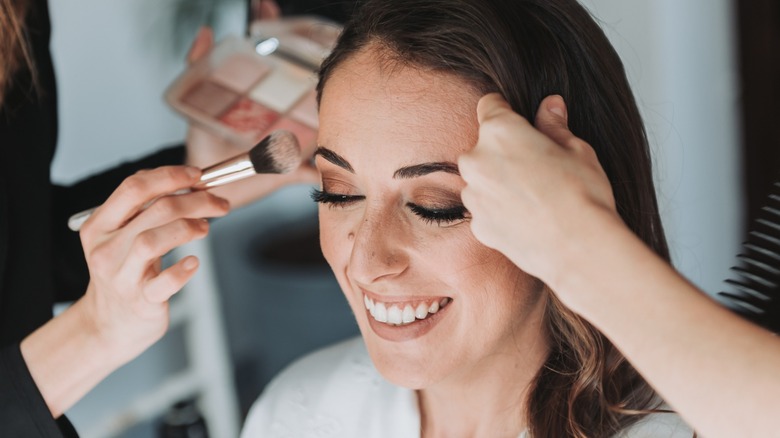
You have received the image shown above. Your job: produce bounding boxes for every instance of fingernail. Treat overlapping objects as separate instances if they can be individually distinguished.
[185,166,201,179]
[183,257,199,270]
[548,95,567,119]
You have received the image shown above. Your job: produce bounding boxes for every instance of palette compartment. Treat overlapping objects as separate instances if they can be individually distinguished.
[165,17,341,154]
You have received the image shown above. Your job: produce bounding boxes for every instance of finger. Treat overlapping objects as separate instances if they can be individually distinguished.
[89,166,202,233]
[127,190,230,235]
[187,26,214,65]
[122,218,210,282]
[477,93,519,125]
[259,0,281,20]
[144,256,199,303]
[533,95,580,150]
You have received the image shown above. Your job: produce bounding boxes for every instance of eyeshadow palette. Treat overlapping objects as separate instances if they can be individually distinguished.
[165,17,341,155]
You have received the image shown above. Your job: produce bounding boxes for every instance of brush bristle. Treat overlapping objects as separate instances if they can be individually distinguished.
[718,181,780,333]
[248,130,302,174]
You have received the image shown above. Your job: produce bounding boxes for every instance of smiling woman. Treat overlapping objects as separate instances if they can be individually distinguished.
[240,0,695,437]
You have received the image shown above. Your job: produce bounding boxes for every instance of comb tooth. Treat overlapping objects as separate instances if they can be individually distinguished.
[723,279,772,301]
[762,206,780,219]
[750,231,780,248]
[718,292,767,314]
[757,218,780,233]
[743,243,780,263]
[736,254,780,277]
[729,266,777,289]
[719,182,780,333]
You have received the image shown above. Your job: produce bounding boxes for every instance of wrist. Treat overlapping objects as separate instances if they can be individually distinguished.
[544,207,634,313]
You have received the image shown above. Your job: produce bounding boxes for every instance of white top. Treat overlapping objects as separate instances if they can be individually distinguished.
[241,337,694,438]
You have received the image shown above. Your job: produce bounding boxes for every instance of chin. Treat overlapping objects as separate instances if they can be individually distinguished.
[362,335,442,390]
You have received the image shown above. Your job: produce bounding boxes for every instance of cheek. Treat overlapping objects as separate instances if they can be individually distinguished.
[318,207,353,270]
[448,239,537,310]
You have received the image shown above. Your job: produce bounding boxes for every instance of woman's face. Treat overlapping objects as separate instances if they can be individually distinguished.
[316,48,548,388]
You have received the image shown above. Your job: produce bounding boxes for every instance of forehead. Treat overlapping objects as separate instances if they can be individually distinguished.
[318,48,481,163]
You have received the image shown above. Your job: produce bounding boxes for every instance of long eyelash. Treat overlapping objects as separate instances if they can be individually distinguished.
[310,189,365,207]
[407,203,470,226]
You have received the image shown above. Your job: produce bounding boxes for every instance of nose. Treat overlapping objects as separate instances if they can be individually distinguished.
[348,205,410,285]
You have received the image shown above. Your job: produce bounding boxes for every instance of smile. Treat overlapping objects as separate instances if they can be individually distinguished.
[363,293,452,326]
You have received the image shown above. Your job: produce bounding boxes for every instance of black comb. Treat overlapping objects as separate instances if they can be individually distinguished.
[717,181,780,333]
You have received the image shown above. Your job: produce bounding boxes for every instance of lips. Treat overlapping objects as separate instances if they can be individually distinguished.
[361,291,453,342]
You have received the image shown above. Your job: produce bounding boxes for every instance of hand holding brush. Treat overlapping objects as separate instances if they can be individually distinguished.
[69,130,301,231]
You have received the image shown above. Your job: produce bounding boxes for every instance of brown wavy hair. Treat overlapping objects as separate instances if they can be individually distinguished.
[0,0,33,106]
[317,0,674,436]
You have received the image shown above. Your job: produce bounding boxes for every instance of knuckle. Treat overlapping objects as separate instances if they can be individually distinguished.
[133,231,159,258]
[182,218,208,236]
[149,196,178,219]
[119,174,149,199]
[87,242,113,272]
[567,137,592,154]
[163,166,187,182]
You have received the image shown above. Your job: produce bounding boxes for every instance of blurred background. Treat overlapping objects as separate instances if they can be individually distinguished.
[47,0,778,436]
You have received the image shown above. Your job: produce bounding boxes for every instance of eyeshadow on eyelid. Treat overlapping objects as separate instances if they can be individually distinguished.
[412,187,463,204]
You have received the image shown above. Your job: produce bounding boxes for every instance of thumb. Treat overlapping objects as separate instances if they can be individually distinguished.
[477,93,515,125]
[534,95,579,149]
[187,26,214,65]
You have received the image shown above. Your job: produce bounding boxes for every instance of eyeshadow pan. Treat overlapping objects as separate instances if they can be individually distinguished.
[211,55,270,92]
[289,90,319,129]
[218,97,280,143]
[268,117,317,151]
[248,61,314,113]
[181,81,239,117]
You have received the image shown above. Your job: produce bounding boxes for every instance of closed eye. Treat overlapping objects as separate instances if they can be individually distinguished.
[310,189,365,207]
[407,203,469,226]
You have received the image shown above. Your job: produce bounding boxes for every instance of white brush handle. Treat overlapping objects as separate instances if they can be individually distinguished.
[68,207,98,232]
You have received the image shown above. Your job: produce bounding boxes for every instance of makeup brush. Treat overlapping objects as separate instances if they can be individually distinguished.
[67,130,301,232]
[717,181,780,333]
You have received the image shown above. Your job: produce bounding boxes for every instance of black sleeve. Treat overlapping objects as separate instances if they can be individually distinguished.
[274,0,357,23]
[50,145,186,303]
[0,344,79,438]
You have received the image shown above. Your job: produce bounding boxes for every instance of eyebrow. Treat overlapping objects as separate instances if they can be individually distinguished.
[315,146,460,179]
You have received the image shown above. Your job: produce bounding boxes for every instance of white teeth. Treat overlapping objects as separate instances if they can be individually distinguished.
[402,305,416,323]
[387,305,403,324]
[374,302,388,323]
[415,303,428,319]
[364,293,451,326]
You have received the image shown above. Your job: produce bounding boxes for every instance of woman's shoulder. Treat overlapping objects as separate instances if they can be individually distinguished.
[240,336,419,438]
[614,408,695,438]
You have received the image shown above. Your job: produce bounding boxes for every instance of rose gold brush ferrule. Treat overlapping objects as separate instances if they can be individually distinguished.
[193,153,254,189]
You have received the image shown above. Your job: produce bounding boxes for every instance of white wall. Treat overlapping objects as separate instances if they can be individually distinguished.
[50,0,245,183]
[582,0,743,295]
